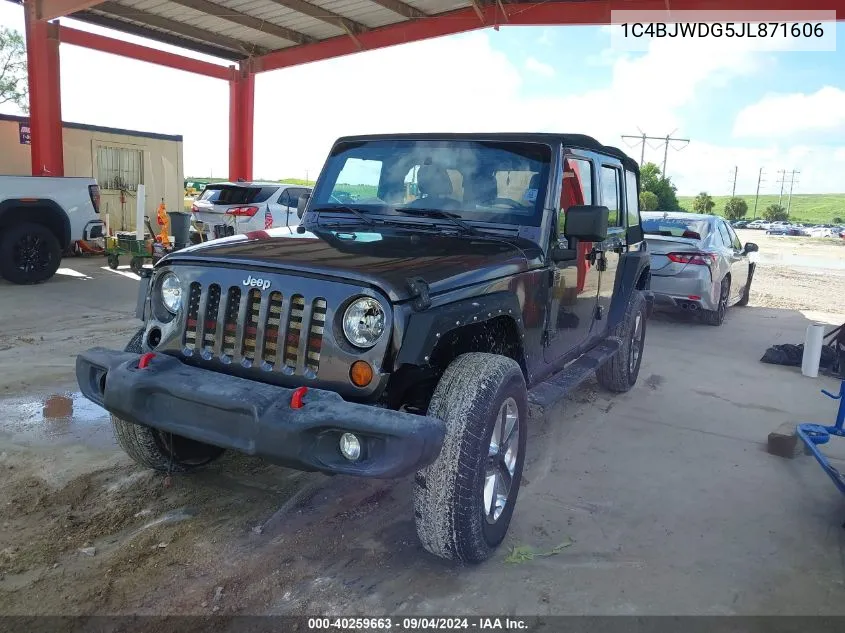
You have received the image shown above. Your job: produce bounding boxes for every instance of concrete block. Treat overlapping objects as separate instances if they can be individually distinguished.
[767,421,800,458]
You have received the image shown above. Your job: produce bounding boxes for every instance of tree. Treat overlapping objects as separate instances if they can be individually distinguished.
[724,197,749,221]
[834,217,843,224]
[0,28,28,112]
[763,204,788,222]
[639,191,658,211]
[639,162,680,211]
[692,192,715,214]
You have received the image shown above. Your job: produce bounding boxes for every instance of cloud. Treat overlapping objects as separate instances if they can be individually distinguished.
[524,57,555,77]
[732,86,845,139]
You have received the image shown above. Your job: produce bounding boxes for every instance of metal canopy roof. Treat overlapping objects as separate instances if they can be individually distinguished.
[64,0,486,61]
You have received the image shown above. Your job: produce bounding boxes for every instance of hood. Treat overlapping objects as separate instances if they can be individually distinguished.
[163,225,541,302]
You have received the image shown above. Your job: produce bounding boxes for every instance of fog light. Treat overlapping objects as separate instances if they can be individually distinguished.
[339,433,362,461]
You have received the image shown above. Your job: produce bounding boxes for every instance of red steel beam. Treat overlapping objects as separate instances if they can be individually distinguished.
[24,2,64,176]
[256,0,845,72]
[229,62,255,182]
[36,0,104,21]
[58,25,231,80]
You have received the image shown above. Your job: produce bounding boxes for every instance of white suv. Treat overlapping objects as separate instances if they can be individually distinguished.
[190,181,312,242]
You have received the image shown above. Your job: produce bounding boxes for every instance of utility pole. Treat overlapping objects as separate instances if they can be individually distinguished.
[621,132,647,166]
[621,130,690,174]
[776,169,787,207]
[731,166,738,197]
[753,168,765,219]
[786,170,800,216]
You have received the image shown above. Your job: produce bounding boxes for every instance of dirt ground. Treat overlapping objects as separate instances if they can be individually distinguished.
[735,229,845,314]
[1,238,844,617]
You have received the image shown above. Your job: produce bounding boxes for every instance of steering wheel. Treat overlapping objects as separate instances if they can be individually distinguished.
[489,198,524,209]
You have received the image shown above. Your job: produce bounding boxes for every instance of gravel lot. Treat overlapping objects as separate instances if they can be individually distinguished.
[0,236,844,617]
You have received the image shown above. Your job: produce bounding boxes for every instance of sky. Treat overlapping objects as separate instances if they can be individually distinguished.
[1,3,844,196]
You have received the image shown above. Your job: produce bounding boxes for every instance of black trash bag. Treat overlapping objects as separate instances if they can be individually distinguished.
[760,343,841,373]
[760,343,804,366]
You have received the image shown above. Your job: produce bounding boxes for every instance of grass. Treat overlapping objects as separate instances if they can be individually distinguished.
[676,193,845,224]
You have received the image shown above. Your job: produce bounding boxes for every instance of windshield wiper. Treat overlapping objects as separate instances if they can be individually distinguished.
[392,207,478,235]
[310,205,375,226]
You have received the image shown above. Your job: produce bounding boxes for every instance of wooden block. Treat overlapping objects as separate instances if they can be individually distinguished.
[767,421,800,459]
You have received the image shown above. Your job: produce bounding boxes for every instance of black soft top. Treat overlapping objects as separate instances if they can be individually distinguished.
[332,133,639,175]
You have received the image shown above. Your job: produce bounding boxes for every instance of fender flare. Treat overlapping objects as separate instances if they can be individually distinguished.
[0,198,72,248]
[607,250,650,330]
[395,291,525,367]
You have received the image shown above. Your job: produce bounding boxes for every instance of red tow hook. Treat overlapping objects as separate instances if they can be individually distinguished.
[138,352,156,369]
[290,386,308,409]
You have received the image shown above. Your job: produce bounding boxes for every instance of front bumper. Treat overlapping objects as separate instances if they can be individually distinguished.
[76,348,446,478]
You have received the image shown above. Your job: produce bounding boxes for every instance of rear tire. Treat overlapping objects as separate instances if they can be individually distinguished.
[736,265,754,307]
[0,222,62,284]
[702,276,730,326]
[597,291,648,393]
[414,353,528,563]
[112,328,224,472]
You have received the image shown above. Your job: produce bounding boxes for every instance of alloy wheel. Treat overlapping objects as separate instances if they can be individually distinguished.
[484,397,520,523]
[14,234,50,273]
[629,312,644,374]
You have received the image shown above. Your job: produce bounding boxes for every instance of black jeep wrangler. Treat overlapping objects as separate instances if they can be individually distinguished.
[76,133,652,563]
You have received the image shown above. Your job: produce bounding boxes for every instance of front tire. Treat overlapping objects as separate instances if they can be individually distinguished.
[597,291,648,393]
[112,328,224,472]
[0,222,62,284]
[414,353,528,563]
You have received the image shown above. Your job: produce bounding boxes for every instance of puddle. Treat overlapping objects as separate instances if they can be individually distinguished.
[759,252,845,272]
[0,391,114,449]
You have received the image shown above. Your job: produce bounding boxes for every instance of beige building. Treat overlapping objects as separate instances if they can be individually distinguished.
[0,113,184,234]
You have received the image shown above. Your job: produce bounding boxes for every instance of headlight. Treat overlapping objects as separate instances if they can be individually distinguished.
[159,272,182,314]
[343,297,385,349]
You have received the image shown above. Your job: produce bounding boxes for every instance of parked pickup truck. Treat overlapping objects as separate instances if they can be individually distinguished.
[0,176,104,284]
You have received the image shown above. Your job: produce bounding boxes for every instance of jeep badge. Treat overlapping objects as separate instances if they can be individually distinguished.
[242,275,271,290]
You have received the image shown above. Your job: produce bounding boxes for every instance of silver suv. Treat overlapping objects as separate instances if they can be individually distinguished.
[190,181,311,242]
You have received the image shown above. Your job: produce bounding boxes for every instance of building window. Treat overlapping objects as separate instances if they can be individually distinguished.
[97,146,143,191]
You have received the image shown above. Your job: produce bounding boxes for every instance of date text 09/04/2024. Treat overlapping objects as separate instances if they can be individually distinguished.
[620,22,826,38]
[307,617,530,630]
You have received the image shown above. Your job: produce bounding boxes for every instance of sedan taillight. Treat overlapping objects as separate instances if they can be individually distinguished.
[225,206,259,218]
[666,252,717,266]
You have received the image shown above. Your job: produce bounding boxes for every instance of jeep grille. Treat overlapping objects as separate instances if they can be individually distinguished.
[181,282,327,376]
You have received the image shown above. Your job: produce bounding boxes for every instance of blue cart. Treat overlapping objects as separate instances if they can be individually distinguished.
[797,380,845,496]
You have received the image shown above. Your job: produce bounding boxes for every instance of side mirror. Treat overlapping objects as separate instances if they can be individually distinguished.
[297,192,311,219]
[564,205,609,242]
[744,242,759,254]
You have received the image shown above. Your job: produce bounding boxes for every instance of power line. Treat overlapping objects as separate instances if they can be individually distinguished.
[620,130,690,175]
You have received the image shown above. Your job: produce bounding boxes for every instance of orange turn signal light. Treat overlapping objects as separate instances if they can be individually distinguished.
[350,361,374,387]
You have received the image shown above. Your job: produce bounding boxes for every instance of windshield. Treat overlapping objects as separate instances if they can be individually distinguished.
[311,139,552,227]
[641,215,711,239]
